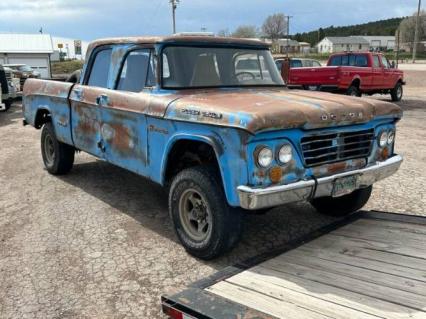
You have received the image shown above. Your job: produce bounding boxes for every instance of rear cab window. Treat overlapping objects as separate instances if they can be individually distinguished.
[355,54,368,67]
[329,55,342,66]
[116,49,156,92]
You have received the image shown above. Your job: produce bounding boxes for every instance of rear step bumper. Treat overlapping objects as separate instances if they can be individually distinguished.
[238,155,403,210]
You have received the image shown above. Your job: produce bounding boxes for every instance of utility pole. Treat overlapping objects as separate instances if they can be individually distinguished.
[170,0,179,34]
[286,15,293,58]
[412,0,422,63]
[396,28,401,68]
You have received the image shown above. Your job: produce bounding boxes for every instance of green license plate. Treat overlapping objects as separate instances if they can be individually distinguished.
[332,175,358,197]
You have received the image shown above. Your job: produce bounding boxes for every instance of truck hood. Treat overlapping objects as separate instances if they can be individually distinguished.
[164,88,402,133]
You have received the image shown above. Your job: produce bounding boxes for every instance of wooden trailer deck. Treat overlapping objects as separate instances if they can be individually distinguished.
[162,211,426,319]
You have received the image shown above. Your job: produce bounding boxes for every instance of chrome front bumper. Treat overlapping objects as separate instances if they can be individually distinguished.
[237,155,403,210]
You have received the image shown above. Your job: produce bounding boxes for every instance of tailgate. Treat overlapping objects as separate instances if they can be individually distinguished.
[289,66,340,86]
[162,211,426,319]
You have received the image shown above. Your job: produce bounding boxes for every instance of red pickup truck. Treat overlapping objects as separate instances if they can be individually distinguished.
[284,52,405,101]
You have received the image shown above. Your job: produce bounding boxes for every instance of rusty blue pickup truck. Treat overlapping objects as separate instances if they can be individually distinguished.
[23,36,403,259]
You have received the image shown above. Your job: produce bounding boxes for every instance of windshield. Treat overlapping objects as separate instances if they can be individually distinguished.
[161,46,284,89]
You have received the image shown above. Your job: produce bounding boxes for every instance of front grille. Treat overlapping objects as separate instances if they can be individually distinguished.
[301,128,374,167]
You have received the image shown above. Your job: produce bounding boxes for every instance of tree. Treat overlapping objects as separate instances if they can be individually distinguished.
[262,13,287,40]
[231,25,258,38]
[217,29,230,37]
[398,10,426,52]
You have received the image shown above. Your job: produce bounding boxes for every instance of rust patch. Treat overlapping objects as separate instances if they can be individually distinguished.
[269,167,283,184]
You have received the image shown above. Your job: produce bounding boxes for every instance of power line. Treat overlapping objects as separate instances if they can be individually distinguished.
[170,0,180,34]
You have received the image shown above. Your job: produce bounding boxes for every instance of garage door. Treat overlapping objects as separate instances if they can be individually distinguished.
[8,57,50,78]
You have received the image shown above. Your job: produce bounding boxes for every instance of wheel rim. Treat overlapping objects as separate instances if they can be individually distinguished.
[396,85,402,99]
[43,133,55,166]
[178,188,212,242]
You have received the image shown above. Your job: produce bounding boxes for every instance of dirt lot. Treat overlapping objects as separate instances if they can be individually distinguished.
[0,71,425,318]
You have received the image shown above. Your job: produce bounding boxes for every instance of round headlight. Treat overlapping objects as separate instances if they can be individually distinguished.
[387,130,395,145]
[378,131,388,148]
[257,147,273,168]
[278,144,292,164]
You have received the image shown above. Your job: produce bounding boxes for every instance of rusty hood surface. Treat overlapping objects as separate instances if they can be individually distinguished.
[164,89,402,133]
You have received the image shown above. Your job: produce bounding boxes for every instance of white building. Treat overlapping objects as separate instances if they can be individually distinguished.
[359,36,396,51]
[51,37,89,61]
[0,33,54,78]
[317,37,370,54]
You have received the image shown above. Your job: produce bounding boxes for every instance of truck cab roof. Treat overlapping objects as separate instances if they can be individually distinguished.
[87,35,269,55]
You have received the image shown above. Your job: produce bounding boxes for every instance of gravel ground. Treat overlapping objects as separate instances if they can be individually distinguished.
[0,71,425,318]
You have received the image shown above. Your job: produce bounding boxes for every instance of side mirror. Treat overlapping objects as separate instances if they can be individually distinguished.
[390,61,396,69]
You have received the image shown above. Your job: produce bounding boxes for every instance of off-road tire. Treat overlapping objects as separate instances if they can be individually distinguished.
[169,166,242,260]
[41,122,75,175]
[391,82,403,102]
[347,85,361,97]
[311,185,372,217]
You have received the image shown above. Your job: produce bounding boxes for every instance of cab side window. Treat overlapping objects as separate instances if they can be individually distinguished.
[380,56,390,69]
[117,49,156,92]
[87,48,112,88]
[373,55,381,68]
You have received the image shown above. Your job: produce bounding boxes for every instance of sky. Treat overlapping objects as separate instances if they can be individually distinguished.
[0,0,422,41]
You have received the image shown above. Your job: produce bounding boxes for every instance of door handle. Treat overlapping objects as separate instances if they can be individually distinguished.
[97,140,106,152]
[96,94,109,107]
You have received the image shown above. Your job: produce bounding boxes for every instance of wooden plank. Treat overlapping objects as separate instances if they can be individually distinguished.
[207,281,332,319]
[333,224,426,249]
[304,235,426,268]
[274,250,426,296]
[326,233,426,259]
[212,276,382,319]
[295,245,426,283]
[260,259,426,311]
[222,267,426,319]
[353,219,426,236]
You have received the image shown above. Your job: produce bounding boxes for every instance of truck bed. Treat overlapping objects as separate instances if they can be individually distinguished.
[162,211,426,319]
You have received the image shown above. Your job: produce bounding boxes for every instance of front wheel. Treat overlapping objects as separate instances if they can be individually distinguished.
[347,85,361,97]
[41,122,75,175]
[311,185,372,217]
[391,82,403,102]
[169,166,242,260]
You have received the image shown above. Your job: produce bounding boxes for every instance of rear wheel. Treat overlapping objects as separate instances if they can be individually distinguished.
[4,99,12,110]
[311,186,372,217]
[391,82,403,102]
[347,85,361,97]
[41,122,75,175]
[169,166,242,260]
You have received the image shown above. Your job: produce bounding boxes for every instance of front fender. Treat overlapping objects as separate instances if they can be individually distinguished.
[150,120,249,207]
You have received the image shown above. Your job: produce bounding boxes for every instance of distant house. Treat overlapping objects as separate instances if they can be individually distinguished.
[276,38,311,54]
[0,33,54,78]
[317,37,369,54]
[359,36,396,51]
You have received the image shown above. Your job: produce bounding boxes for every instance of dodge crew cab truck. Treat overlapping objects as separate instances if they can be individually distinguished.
[285,52,405,101]
[23,36,403,259]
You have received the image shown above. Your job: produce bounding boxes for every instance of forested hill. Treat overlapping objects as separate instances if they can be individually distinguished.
[294,17,404,45]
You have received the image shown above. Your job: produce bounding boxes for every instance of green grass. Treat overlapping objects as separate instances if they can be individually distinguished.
[51,60,84,75]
